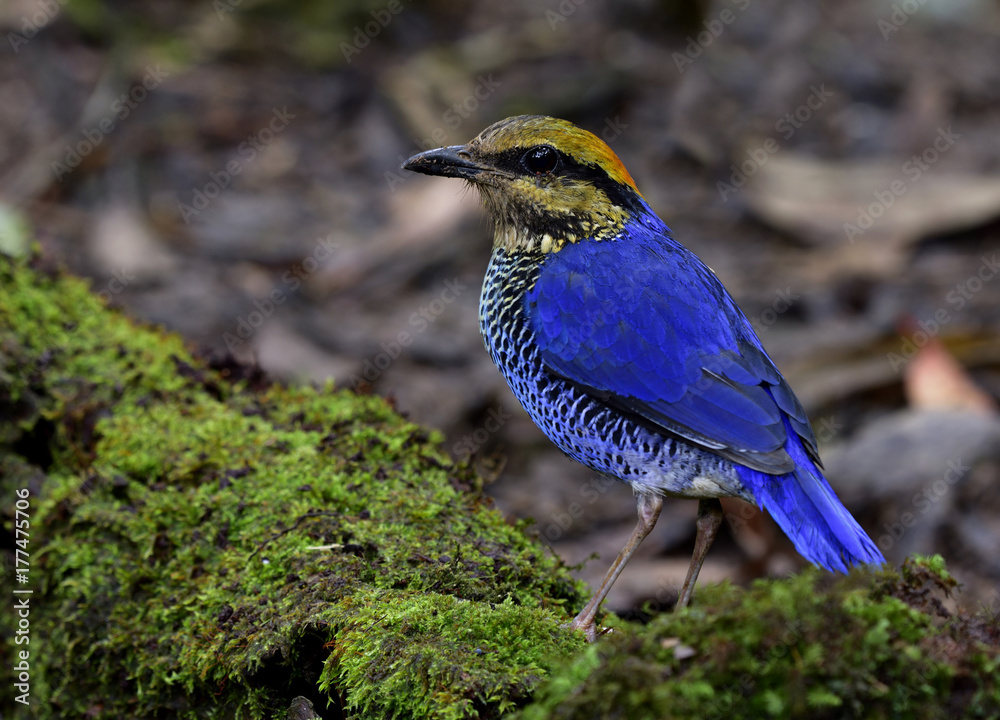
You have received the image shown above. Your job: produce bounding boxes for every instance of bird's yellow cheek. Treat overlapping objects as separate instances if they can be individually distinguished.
[512,178,626,224]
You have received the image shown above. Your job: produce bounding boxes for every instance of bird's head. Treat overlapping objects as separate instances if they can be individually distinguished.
[402,115,645,254]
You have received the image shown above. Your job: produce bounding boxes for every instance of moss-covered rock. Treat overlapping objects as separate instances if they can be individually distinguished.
[0,254,584,719]
[520,557,1000,719]
[2,253,998,719]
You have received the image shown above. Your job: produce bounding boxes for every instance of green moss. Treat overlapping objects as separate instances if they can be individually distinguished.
[2,254,998,719]
[0,255,585,719]
[519,559,1000,720]
[322,591,582,719]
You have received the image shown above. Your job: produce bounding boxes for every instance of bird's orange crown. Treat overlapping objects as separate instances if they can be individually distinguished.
[472,115,641,194]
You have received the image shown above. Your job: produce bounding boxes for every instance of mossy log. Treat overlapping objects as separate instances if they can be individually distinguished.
[1,253,998,719]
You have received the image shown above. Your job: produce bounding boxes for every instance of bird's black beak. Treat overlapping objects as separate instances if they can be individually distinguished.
[402,145,486,180]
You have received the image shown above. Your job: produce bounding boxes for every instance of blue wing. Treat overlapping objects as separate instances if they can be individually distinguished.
[525,214,818,475]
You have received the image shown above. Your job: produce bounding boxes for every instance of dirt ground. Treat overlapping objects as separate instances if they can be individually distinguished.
[2,0,999,615]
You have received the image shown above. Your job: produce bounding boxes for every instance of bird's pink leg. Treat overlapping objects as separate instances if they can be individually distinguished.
[570,492,663,641]
[675,498,724,610]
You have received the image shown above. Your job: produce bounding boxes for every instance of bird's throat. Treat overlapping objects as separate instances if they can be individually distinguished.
[476,179,631,254]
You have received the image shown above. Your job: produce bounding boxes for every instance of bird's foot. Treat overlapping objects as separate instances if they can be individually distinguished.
[566,614,598,643]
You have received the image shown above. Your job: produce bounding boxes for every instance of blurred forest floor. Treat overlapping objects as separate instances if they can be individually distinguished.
[2,0,1000,615]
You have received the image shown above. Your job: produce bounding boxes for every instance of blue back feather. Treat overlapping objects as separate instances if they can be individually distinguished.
[525,204,807,474]
[523,201,884,569]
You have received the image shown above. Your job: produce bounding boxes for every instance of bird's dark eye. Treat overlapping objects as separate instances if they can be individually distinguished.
[522,146,558,175]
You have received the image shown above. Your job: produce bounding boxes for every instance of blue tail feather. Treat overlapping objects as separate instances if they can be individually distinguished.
[736,418,885,572]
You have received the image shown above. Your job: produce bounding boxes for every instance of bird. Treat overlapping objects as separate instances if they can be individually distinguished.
[402,115,885,641]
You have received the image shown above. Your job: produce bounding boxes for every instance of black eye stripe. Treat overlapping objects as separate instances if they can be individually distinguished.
[481,146,642,213]
[522,146,558,175]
